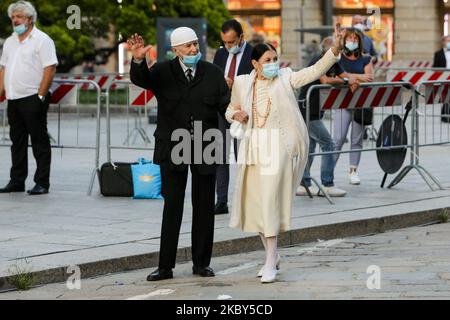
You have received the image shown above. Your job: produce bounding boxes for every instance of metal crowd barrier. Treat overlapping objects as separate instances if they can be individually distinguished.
[0,100,8,143]
[105,79,156,163]
[387,80,449,191]
[304,81,420,204]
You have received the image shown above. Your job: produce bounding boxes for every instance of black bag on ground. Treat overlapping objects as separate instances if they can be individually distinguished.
[353,108,373,126]
[442,103,450,123]
[99,162,136,197]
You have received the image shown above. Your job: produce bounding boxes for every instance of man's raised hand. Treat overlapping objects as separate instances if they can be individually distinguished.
[127,33,153,61]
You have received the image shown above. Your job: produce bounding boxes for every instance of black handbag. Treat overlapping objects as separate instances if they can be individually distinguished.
[353,108,373,126]
[99,162,136,197]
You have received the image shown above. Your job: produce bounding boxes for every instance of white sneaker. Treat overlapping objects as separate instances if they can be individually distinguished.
[319,186,347,197]
[296,185,319,196]
[349,171,361,185]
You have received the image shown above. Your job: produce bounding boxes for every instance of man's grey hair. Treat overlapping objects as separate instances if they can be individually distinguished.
[321,36,334,52]
[8,1,37,23]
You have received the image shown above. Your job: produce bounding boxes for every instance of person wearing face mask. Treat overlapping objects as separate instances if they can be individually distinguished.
[0,1,58,195]
[333,28,374,186]
[212,19,253,215]
[432,36,450,68]
[352,15,378,64]
[225,24,345,283]
[128,27,230,281]
[296,36,360,199]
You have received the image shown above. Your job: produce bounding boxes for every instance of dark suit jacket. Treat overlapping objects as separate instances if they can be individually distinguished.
[130,58,230,174]
[213,42,254,77]
[433,49,447,68]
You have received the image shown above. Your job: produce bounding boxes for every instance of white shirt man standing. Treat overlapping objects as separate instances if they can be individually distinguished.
[0,1,58,195]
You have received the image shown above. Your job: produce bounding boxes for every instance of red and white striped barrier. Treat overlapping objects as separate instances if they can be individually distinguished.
[373,61,392,68]
[55,74,126,91]
[387,70,450,84]
[319,85,403,110]
[424,84,450,105]
[407,61,432,68]
[129,84,155,107]
[50,80,78,105]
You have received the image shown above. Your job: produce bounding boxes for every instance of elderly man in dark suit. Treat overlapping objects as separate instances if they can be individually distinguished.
[212,19,253,215]
[433,36,450,68]
[128,27,230,281]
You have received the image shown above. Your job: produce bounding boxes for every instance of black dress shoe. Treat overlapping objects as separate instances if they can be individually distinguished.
[27,184,49,195]
[193,266,215,277]
[146,268,173,281]
[0,182,25,193]
[214,202,229,215]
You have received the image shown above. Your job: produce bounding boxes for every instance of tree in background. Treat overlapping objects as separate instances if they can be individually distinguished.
[0,0,230,72]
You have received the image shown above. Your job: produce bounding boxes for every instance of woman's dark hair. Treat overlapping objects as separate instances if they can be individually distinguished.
[251,43,277,62]
[343,27,365,57]
[221,19,243,37]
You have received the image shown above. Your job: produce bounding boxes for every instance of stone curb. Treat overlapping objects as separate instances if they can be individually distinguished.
[0,207,447,292]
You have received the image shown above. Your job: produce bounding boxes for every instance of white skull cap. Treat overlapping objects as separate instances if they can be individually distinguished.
[170,27,198,47]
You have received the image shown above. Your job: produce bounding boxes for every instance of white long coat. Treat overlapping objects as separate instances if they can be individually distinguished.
[225,49,340,231]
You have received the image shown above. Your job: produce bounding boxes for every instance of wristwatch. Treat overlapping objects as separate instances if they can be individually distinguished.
[342,77,349,85]
[38,94,44,101]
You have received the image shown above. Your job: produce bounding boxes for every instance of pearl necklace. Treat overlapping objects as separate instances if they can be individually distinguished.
[252,79,272,128]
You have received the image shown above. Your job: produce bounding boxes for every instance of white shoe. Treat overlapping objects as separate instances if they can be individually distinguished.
[261,266,277,283]
[257,253,280,277]
[296,185,319,196]
[349,171,361,185]
[319,186,347,197]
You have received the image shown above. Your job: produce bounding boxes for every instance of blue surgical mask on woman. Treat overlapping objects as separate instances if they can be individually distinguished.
[345,41,359,52]
[13,24,28,35]
[262,62,280,79]
[447,42,450,50]
[183,52,202,67]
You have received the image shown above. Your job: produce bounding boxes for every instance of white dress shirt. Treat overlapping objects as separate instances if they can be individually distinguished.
[224,41,247,79]
[0,26,58,100]
[445,49,450,69]
[178,58,196,79]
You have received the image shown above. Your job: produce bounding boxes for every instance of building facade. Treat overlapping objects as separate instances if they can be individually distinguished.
[226,0,447,68]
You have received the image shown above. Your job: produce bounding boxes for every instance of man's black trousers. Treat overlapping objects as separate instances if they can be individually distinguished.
[158,164,216,270]
[7,93,51,189]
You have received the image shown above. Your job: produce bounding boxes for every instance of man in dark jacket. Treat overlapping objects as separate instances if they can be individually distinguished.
[128,27,230,281]
[433,36,450,68]
[212,19,253,215]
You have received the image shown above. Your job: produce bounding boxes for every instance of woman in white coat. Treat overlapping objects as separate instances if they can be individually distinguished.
[226,24,345,283]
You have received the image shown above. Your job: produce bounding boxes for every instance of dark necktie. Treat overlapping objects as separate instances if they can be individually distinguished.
[186,68,193,82]
[227,54,237,80]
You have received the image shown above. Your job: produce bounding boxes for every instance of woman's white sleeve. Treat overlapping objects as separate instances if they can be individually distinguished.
[225,79,241,123]
[289,49,340,89]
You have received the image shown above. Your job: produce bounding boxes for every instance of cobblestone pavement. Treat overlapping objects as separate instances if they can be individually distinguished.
[1,222,450,300]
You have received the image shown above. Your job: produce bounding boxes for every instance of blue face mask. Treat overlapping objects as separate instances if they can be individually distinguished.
[447,42,450,50]
[345,41,359,52]
[13,24,28,35]
[183,52,202,67]
[262,62,280,79]
[227,45,241,55]
[227,38,242,55]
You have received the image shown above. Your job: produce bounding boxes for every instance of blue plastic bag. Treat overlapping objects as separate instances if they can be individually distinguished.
[131,158,163,199]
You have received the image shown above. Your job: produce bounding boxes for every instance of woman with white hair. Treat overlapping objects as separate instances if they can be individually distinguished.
[0,1,58,195]
[226,24,345,283]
